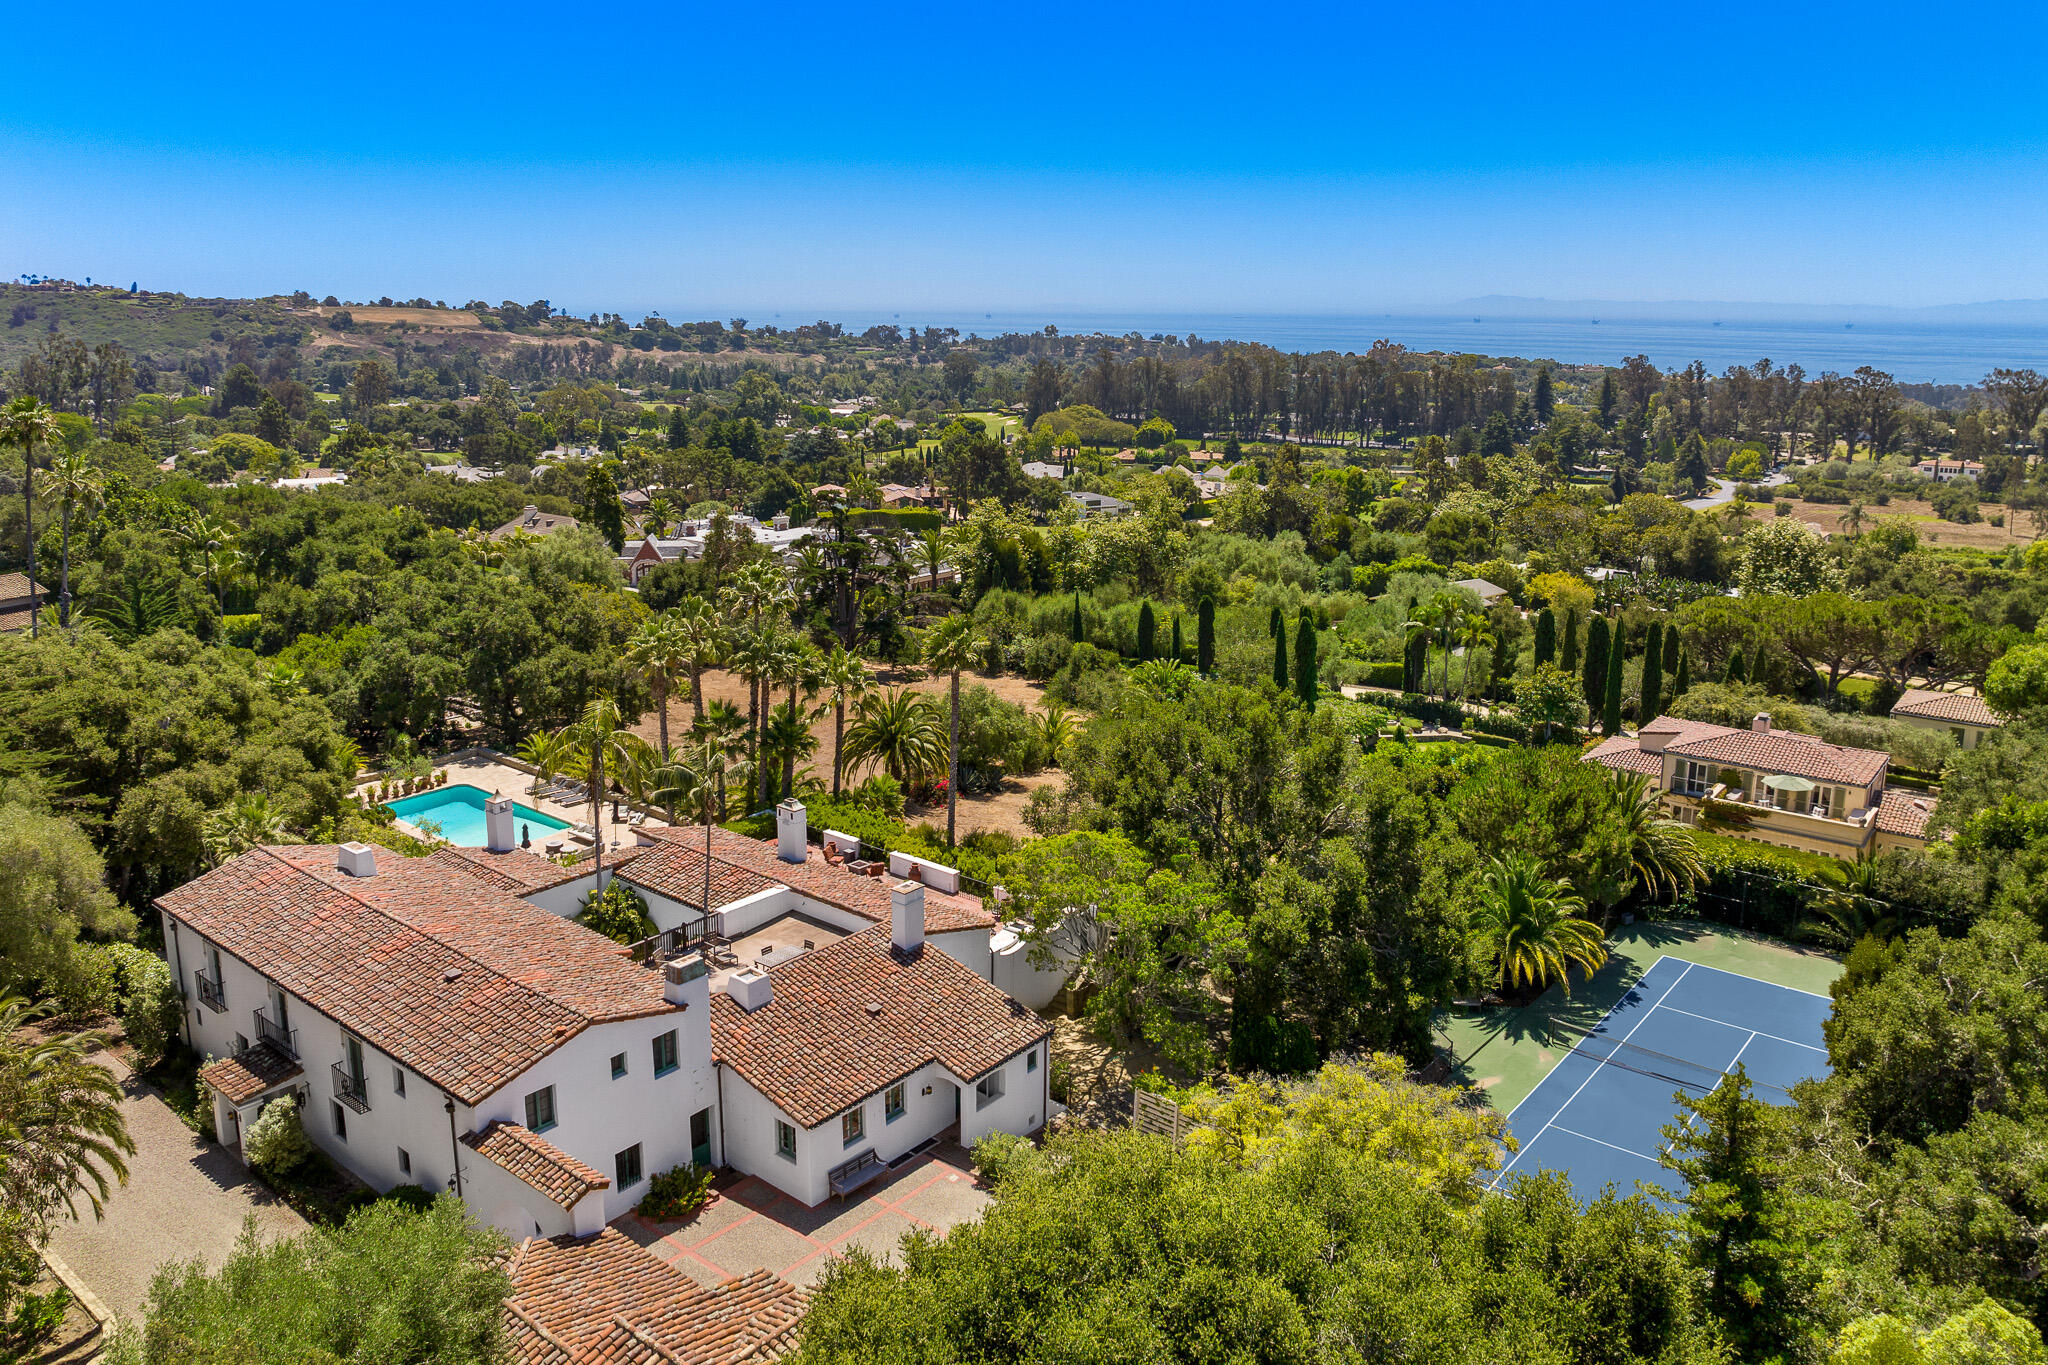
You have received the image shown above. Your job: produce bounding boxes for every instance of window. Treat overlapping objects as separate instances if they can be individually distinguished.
[398,1147,411,1176]
[884,1084,906,1123]
[523,1085,557,1133]
[1027,1049,1039,1074]
[392,1066,406,1098]
[775,1121,796,1161]
[615,1143,643,1189]
[610,1052,627,1080]
[332,1101,348,1140]
[842,1107,865,1147]
[976,1070,1006,1110]
[652,1030,678,1077]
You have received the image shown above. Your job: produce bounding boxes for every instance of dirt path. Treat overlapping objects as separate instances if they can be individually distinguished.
[632,665,1064,839]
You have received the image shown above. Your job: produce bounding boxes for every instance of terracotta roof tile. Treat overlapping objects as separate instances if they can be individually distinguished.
[198,1044,303,1106]
[1876,787,1938,839]
[1586,715,1888,788]
[711,925,1050,1127]
[614,837,780,912]
[1891,688,2002,728]
[158,845,676,1105]
[427,845,585,894]
[506,1228,805,1364]
[463,1121,610,1209]
[634,827,992,934]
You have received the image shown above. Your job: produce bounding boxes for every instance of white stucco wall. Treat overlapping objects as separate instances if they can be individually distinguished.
[958,1042,1053,1149]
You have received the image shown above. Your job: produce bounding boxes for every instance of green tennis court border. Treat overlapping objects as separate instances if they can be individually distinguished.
[1435,920,1843,1116]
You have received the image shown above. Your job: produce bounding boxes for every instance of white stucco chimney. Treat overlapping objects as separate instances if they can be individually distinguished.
[775,798,807,864]
[891,880,925,956]
[1752,712,1772,733]
[726,968,772,1012]
[336,842,377,878]
[484,795,515,853]
[663,956,709,1011]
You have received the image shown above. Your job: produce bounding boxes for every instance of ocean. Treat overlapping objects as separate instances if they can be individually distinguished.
[714,309,2048,386]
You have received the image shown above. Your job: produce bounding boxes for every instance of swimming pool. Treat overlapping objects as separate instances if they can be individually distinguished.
[383,784,571,847]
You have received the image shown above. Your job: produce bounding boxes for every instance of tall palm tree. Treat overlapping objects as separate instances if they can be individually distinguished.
[515,729,569,801]
[557,696,646,878]
[1606,771,1706,904]
[818,648,870,798]
[0,996,135,1232]
[839,688,946,790]
[177,514,241,615]
[918,526,946,591]
[923,614,984,845]
[1427,592,1464,701]
[624,614,690,759]
[1457,610,1494,702]
[1471,853,1608,996]
[0,397,60,640]
[37,447,103,628]
[695,700,750,821]
[672,596,726,727]
[648,756,714,936]
[760,700,820,805]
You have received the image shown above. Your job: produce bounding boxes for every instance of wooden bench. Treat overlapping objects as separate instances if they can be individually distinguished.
[827,1150,885,1200]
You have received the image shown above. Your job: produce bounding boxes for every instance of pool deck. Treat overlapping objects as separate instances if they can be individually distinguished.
[1436,920,1842,1116]
[361,753,671,854]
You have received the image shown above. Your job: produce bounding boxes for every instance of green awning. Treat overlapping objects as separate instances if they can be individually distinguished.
[1763,774,1816,793]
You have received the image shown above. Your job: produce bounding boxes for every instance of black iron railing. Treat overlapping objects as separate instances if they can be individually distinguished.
[195,971,225,1013]
[254,1008,299,1059]
[331,1062,369,1113]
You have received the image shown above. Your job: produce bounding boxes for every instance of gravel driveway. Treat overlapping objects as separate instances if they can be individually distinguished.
[45,1050,308,1324]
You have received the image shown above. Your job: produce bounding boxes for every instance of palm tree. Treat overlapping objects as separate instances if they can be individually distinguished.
[624,614,690,759]
[695,700,751,821]
[0,397,60,640]
[177,514,242,614]
[819,648,870,798]
[203,793,296,866]
[840,688,946,790]
[1606,772,1705,904]
[672,597,726,727]
[1807,852,1894,948]
[1427,592,1464,701]
[1470,853,1608,996]
[922,614,983,845]
[0,997,135,1234]
[37,447,103,628]
[557,696,646,878]
[1032,700,1078,768]
[918,526,946,591]
[760,700,820,805]
[1457,610,1494,702]
[648,757,715,935]
[515,730,568,801]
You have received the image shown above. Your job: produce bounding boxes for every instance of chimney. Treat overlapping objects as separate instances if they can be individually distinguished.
[1752,712,1771,733]
[484,796,515,853]
[1639,726,1676,755]
[726,968,772,1012]
[891,880,925,956]
[336,842,377,878]
[663,956,708,1009]
[775,798,807,863]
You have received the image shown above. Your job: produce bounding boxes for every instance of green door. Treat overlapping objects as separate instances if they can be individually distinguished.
[690,1108,712,1168]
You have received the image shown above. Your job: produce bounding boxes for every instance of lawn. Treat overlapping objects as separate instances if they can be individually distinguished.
[1435,919,1841,1116]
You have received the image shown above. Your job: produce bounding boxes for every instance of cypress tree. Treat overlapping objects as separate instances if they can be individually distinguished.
[1602,625,1626,737]
[1137,600,1156,662]
[1584,615,1611,712]
[1269,603,1283,638]
[1663,622,1684,682]
[1560,606,1580,673]
[1274,623,1290,690]
[1295,614,1318,710]
[1071,591,1084,643]
[1751,641,1770,690]
[1171,614,1184,665]
[1672,647,1693,702]
[1197,598,1216,674]
[1404,628,1428,694]
[1533,608,1557,667]
[1639,622,1664,719]
[1725,649,1748,685]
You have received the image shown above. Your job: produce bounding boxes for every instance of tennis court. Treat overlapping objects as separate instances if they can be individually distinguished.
[1494,956,1832,1203]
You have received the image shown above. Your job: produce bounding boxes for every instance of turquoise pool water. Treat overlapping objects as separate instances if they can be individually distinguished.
[383,784,571,847]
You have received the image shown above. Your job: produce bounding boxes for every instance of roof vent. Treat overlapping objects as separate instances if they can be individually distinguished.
[1752,712,1772,733]
[336,842,377,878]
[864,1001,882,1018]
[442,967,462,983]
[727,968,773,1012]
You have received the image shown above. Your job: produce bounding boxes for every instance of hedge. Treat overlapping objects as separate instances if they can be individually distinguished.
[727,795,1006,890]
[1358,661,1405,690]
[1388,693,1465,729]
[1674,834,1838,941]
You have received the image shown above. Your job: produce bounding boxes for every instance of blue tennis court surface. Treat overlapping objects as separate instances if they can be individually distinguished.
[1495,957,1832,1204]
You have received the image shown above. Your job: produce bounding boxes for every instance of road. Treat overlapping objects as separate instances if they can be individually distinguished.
[1683,469,1788,511]
[46,1050,307,1323]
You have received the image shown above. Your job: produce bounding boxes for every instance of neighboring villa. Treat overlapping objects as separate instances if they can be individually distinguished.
[1911,457,1985,483]
[1889,687,2004,751]
[1585,712,1935,859]
[1067,491,1134,519]
[0,573,48,633]
[492,505,582,540]
[160,799,1064,1244]
[618,515,810,585]
[1451,577,1509,608]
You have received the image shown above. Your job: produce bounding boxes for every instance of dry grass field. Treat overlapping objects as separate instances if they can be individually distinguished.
[316,305,483,328]
[1769,496,2042,549]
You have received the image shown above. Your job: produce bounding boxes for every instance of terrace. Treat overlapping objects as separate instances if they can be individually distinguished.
[359,750,669,855]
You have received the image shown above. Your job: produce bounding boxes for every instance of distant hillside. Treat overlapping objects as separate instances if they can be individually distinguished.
[0,284,312,369]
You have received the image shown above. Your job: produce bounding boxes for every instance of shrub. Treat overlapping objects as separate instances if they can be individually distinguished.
[847,774,905,817]
[577,880,655,944]
[242,1095,315,1176]
[377,1184,438,1214]
[636,1164,714,1221]
[103,944,183,1065]
[1359,660,1405,690]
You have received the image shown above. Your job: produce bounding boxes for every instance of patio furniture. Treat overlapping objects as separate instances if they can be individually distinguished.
[828,1150,886,1200]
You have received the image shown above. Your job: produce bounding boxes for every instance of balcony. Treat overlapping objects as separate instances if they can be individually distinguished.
[254,1008,299,1060]
[194,971,225,1014]
[331,1062,370,1113]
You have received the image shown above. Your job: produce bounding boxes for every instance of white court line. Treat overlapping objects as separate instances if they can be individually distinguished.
[1652,1003,1829,1054]
[1668,959,1834,1000]
[1494,961,1695,1185]
[1725,1030,1758,1073]
[1548,1124,1663,1166]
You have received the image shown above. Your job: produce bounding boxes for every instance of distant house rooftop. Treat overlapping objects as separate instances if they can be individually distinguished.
[1451,578,1508,606]
[1890,688,2001,729]
[1068,490,1134,518]
[492,505,581,540]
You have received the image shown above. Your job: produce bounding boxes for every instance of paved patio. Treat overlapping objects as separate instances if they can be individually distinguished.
[363,751,669,854]
[617,1146,991,1289]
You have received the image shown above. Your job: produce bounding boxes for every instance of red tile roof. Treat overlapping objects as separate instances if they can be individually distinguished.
[426,845,584,894]
[1891,688,2002,728]
[631,827,992,934]
[463,1121,610,1210]
[613,836,781,912]
[711,926,1050,1127]
[1876,787,1938,839]
[1587,715,1888,788]
[157,845,676,1105]
[506,1228,805,1364]
[198,1045,303,1106]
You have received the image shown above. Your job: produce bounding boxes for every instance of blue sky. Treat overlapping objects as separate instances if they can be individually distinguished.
[5,1,2046,315]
